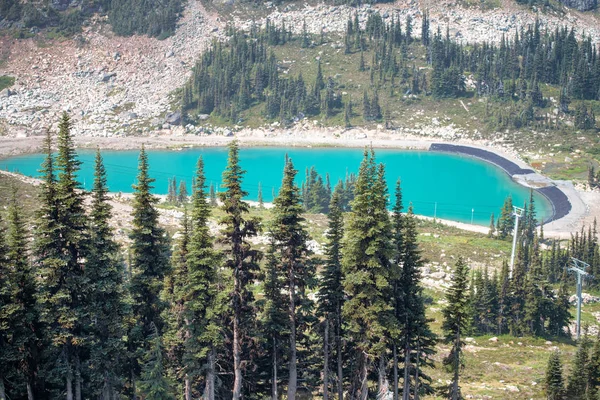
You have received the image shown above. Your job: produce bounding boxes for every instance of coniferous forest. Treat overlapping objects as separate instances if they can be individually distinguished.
[2,113,600,400]
[182,12,599,133]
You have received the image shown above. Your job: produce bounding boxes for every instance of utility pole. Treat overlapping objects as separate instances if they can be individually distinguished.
[509,206,525,279]
[568,258,590,340]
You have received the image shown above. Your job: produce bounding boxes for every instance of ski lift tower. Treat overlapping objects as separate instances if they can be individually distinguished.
[509,206,525,279]
[568,258,590,340]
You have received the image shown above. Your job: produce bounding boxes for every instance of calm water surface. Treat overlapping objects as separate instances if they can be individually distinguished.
[0,147,551,225]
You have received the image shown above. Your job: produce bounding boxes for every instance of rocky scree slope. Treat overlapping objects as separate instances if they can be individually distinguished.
[0,0,599,139]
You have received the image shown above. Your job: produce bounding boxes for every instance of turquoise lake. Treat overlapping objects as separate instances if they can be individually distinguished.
[0,147,551,225]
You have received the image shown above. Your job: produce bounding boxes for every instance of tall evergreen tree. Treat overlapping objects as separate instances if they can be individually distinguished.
[259,237,287,400]
[186,157,222,400]
[442,257,471,400]
[1,191,40,400]
[86,149,127,400]
[318,183,345,400]
[341,149,394,400]
[0,216,9,400]
[35,114,90,400]
[398,206,436,400]
[271,158,314,400]
[218,140,262,400]
[129,145,171,393]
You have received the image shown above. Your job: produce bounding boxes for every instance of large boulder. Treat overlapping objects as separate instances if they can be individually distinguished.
[559,0,597,11]
[165,111,182,125]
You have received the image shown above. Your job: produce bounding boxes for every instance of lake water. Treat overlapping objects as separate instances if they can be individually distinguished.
[0,147,551,225]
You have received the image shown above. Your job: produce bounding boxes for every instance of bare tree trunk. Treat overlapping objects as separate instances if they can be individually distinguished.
[27,381,34,400]
[272,337,278,400]
[336,307,343,400]
[402,342,411,400]
[287,269,297,400]
[393,344,399,400]
[204,349,215,400]
[101,372,111,400]
[415,342,420,400]
[184,374,192,400]
[358,354,369,400]
[131,368,137,400]
[75,356,82,400]
[377,355,389,400]
[0,378,6,400]
[66,363,73,400]
[323,320,330,400]
[232,274,243,400]
[452,331,460,400]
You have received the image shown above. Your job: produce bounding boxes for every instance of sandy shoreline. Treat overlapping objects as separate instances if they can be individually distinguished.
[0,127,596,238]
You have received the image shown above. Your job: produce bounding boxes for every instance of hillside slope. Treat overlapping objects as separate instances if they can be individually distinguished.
[0,0,599,139]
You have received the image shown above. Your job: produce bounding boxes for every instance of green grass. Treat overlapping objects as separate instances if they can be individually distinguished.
[0,75,15,91]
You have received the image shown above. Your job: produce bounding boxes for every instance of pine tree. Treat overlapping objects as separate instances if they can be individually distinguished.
[442,256,471,400]
[5,190,40,400]
[209,182,217,207]
[390,179,403,400]
[341,149,394,399]
[488,213,496,238]
[138,324,175,400]
[36,113,90,400]
[177,180,188,204]
[218,140,262,400]
[317,183,345,400]
[168,176,177,204]
[586,334,600,400]
[545,351,566,400]
[258,182,264,208]
[399,206,436,400]
[271,158,314,400]
[86,149,127,399]
[1,190,40,400]
[0,216,10,400]
[567,338,591,400]
[186,157,223,400]
[129,145,171,389]
[498,195,514,239]
[259,238,288,400]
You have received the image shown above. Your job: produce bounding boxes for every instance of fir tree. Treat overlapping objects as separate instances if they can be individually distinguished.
[545,351,566,400]
[218,140,262,400]
[498,195,514,239]
[186,157,222,400]
[0,217,10,400]
[177,180,188,204]
[259,238,287,400]
[36,113,90,400]
[129,145,171,389]
[138,324,175,400]
[317,183,345,400]
[442,257,471,400]
[399,206,436,399]
[341,149,394,399]
[258,182,264,208]
[566,338,591,400]
[86,149,127,400]
[271,158,314,400]
[209,182,217,207]
[1,191,40,400]
[488,213,496,238]
[587,334,600,399]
